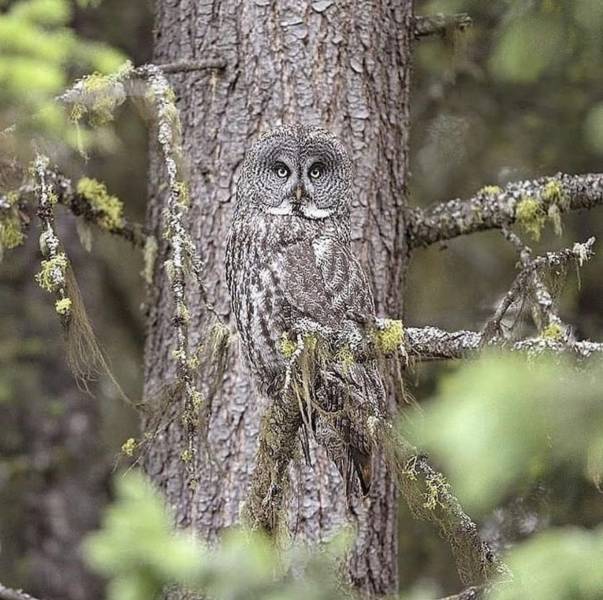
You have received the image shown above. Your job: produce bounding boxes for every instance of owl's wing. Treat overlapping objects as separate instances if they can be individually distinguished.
[278,236,375,330]
[279,237,381,496]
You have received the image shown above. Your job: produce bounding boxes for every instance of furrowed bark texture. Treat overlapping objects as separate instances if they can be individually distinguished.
[143,0,413,595]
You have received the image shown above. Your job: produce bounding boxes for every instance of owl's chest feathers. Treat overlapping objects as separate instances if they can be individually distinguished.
[230,213,343,381]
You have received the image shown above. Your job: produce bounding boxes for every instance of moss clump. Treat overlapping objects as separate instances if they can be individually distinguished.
[516,196,546,241]
[374,319,405,354]
[479,185,502,196]
[279,332,297,358]
[180,448,193,463]
[121,437,137,456]
[542,322,565,341]
[35,253,68,292]
[0,214,25,250]
[55,297,72,316]
[76,177,124,230]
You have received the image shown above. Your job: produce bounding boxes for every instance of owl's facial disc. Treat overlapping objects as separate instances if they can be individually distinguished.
[241,125,352,220]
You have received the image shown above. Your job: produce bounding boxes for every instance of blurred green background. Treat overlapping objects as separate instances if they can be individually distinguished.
[1,0,602,598]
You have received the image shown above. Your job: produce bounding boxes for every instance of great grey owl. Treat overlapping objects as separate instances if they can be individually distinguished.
[225,124,386,496]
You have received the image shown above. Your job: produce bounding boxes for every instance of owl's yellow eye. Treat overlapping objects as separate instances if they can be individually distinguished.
[275,163,290,178]
[309,163,324,179]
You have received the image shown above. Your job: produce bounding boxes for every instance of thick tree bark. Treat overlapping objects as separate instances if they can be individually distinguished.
[143,0,413,595]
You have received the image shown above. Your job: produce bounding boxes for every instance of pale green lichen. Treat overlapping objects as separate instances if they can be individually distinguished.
[374,319,405,354]
[55,297,72,316]
[423,471,448,511]
[542,322,565,341]
[336,345,355,371]
[542,180,569,210]
[35,253,68,293]
[121,437,137,456]
[76,177,124,230]
[180,448,193,463]
[0,214,25,250]
[174,181,190,207]
[279,332,297,358]
[516,196,546,241]
[0,192,25,252]
[74,71,126,126]
[479,185,502,196]
[142,235,158,285]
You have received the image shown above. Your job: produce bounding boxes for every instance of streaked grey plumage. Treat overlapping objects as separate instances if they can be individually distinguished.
[226,124,385,495]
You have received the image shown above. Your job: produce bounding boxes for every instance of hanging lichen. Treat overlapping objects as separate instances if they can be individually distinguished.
[516,179,572,241]
[33,155,134,407]
[516,196,546,241]
[64,65,131,127]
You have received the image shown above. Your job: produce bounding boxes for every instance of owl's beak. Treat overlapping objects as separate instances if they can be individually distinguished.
[295,185,303,202]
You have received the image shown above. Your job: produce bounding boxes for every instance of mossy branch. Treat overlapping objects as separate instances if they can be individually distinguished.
[407,173,603,249]
[405,326,603,361]
[377,425,509,585]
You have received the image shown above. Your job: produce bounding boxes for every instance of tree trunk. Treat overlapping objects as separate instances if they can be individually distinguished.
[143,0,413,595]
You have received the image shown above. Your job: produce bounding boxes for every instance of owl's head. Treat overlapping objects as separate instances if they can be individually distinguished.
[236,124,352,220]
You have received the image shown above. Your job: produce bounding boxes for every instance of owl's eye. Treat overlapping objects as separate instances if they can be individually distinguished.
[308,163,324,180]
[274,162,290,179]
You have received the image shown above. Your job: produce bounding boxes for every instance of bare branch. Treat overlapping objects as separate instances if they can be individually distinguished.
[413,13,472,39]
[0,583,44,600]
[159,58,227,73]
[439,586,486,600]
[407,173,603,249]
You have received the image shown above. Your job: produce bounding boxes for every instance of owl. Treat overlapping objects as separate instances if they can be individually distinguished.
[225,124,386,496]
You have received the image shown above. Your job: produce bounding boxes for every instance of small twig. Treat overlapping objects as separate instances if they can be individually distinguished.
[413,13,472,39]
[159,58,227,73]
[481,237,595,341]
[407,173,603,249]
[0,583,45,600]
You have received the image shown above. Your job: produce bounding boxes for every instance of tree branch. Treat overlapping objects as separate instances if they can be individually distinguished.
[407,173,603,249]
[405,326,603,361]
[0,583,44,600]
[413,13,472,39]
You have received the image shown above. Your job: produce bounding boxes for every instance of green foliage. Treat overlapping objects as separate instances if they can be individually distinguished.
[492,526,603,600]
[0,0,125,151]
[408,354,603,515]
[85,472,355,600]
[85,472,202,600]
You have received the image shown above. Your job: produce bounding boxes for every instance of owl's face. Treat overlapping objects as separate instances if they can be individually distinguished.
[237,124,352,220]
